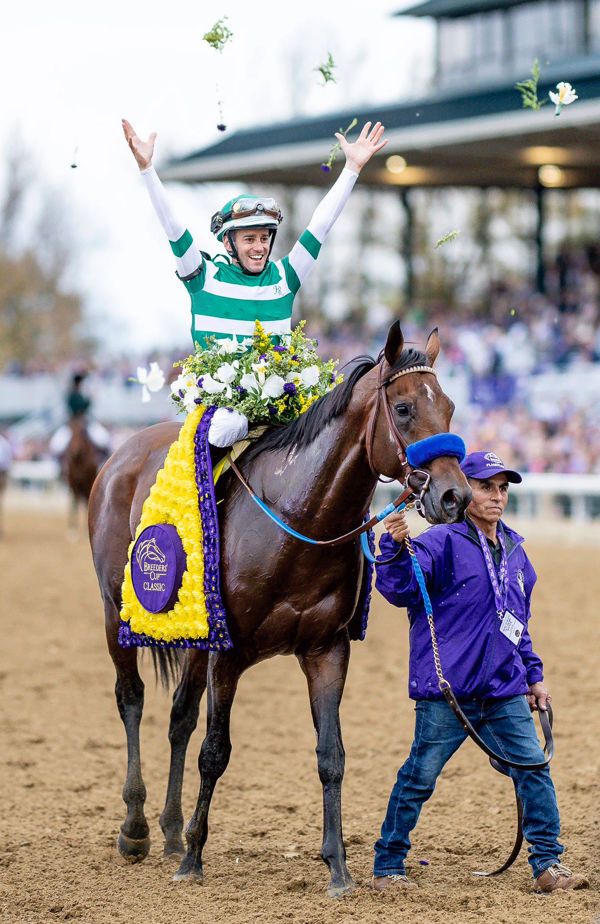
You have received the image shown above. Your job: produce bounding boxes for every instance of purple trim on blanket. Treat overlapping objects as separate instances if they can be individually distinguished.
[357,522,375,641]
[194,406,233,650]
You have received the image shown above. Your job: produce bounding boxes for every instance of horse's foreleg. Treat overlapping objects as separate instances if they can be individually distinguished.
[160,649,209,857]
[298,631,355,898]
[106,609,150,862]
[174,650,245,883]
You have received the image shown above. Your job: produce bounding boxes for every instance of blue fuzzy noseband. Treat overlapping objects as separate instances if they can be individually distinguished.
[405,433,466,468]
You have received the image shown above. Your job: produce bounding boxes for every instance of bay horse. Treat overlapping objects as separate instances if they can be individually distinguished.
[63,417,106,530]
[88,322,471,897]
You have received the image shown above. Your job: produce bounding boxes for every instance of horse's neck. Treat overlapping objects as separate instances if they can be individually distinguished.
[259,388,377,530]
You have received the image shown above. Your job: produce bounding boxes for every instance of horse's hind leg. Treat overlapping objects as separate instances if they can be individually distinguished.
[160,649,209,858]
[105,601,151,862]
[174,649,246,883]
[297,631,355,898]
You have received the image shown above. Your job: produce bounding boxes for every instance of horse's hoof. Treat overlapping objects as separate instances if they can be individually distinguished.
[327,878,357,899]
[173,855,204,883]
[163,840,185,860]
[117,832,151,863]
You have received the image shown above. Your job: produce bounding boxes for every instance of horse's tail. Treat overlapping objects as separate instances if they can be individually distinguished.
[147,647,184,690]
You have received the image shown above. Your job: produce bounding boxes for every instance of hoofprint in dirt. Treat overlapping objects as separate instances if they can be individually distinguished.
[0,509,597,924]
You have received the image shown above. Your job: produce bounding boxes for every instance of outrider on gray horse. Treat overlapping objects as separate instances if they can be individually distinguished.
[88,321,471,897]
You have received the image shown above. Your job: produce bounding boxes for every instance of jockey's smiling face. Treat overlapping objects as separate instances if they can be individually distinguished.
[224,228,272,273]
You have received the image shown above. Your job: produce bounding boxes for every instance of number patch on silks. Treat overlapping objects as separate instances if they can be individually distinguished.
[131,524,186,613]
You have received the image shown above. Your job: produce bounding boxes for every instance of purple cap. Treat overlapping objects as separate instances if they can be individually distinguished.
[460,450,522,483]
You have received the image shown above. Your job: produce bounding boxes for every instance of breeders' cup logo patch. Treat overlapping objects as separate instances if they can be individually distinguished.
[484,451,504,467]
[131,524,186,614]
[135,537,167,572]
[517,569,525,596]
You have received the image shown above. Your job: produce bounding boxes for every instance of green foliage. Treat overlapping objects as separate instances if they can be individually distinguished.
[203,16,233,52]
[514,59,547,111]
[315,52,337,85]
[321,117,358,172]
[435,230,460,248]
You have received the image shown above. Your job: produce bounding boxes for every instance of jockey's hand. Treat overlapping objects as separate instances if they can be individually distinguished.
[122,119,156,171]
[527,681,551,712]
[337,121,387,174]
[382,510,410,546]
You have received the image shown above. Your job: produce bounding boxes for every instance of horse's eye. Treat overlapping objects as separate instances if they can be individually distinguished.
[395,403,410,417]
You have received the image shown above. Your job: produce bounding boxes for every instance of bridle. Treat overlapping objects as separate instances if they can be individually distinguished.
[365,360,438,512]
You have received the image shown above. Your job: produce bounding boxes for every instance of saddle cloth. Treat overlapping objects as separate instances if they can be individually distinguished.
[119,405,233,650]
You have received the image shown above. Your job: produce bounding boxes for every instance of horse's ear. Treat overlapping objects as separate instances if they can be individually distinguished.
[384,321,405,367]
[425,328,440,366]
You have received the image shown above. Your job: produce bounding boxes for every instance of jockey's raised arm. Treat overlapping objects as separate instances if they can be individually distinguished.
[286,121,387,285]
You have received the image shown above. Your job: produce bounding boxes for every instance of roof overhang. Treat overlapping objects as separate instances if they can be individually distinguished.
[397,0,530,17]
[160,66,600,191]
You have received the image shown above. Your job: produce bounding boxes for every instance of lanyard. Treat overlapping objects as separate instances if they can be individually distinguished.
[475,525,508,617]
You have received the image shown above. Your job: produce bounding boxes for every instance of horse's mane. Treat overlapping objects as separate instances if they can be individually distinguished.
[245,346,428,460]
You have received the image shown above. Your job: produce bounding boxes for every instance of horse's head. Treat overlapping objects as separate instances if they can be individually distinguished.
[368,321,471,524]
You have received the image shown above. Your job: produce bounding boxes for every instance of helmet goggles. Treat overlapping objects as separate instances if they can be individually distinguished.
[211,196,283,237]
[228,197,282,223]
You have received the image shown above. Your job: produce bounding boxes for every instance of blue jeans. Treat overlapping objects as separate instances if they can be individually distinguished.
[373,696,563,879]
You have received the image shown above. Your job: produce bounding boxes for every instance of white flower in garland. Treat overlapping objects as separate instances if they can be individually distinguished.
[215,361,239,384]
[298,365,320,387]
[217,336,240,355]
[182,385,201,413]
[200,372,227,395]
[251,360,268,385]
[239,371,261,393]
[549,82,578,116]
[261,374,286,399]
[132,362,165,402]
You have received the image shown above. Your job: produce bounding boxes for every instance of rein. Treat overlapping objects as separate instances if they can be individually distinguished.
[226,451,414,548]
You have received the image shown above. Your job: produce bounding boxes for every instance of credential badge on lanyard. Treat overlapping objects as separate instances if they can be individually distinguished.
[475,525,508,619]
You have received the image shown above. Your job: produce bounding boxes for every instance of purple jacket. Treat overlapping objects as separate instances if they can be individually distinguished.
[375,520,544,701]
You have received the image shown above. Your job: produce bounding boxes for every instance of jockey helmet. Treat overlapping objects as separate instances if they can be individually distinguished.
[210,195,283,242]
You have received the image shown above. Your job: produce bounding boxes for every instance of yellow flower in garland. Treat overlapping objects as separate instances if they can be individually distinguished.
[120,405,211,643]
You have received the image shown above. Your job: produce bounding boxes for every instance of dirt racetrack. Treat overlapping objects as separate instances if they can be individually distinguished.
[1,503,599,924]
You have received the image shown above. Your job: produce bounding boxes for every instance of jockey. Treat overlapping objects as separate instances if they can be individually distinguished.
[122,117,386,446]
[122,118,387,350]
[49,372,111,458]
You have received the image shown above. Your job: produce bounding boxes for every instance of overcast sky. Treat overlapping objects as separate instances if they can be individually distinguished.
[1,0,434,357]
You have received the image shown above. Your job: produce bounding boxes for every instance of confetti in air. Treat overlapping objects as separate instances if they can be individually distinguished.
[549,81,578,117]
[203,17,234,132]
[315,52,337,85]
[321,117,358,172]
[203,16,233,52]
[514,59,546,111]
[435,230,460,248]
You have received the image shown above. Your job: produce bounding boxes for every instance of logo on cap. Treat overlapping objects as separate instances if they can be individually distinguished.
[484,451,504,467]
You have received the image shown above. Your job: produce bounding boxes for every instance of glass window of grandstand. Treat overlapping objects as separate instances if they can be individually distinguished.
[589,0,600,51]
[438,18,475,86]
[510,1,583,72]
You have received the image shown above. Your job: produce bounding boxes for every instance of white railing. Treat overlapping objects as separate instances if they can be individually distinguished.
[6,461,600,521]
[374,473,600,521]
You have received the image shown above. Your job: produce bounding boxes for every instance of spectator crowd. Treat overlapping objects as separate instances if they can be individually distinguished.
[2,247,600,477]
